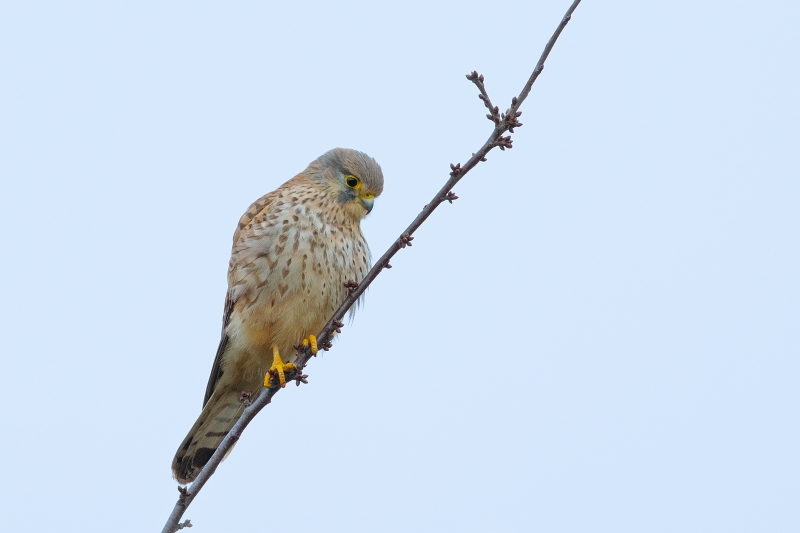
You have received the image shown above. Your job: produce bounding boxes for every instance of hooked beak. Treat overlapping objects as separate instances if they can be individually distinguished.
[360,196,374,214]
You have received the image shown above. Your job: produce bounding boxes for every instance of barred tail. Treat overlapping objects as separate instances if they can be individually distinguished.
[172,389,246,484]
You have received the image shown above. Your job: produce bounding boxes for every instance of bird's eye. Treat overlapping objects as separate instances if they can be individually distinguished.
[345,175,361,189]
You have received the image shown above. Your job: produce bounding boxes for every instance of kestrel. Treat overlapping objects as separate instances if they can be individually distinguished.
[172,148,384,484]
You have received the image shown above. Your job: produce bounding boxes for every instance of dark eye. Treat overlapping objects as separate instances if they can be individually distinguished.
[345,175,360,189]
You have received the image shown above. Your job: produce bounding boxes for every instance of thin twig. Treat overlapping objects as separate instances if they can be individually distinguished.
[513,0,582,116]
[161,2,581,531]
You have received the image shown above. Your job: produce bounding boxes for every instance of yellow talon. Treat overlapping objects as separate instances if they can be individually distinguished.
[264,345,296,388]
[302,334,318,355]
[309,334,317,354]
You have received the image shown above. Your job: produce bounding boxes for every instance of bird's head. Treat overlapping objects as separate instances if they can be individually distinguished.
[309,148,384,221]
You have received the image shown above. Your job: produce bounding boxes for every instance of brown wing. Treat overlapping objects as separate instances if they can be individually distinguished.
[202,292,235,406]
[201,189,283,406]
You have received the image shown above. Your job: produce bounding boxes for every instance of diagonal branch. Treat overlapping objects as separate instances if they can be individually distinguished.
[161,2,581,531]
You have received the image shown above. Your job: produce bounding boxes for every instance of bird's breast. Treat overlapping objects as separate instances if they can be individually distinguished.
[228,201,370,362]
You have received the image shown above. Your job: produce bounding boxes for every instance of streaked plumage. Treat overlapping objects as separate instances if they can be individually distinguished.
[172,148,384,484]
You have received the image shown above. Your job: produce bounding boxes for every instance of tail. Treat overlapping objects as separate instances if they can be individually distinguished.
[172,389,246,484]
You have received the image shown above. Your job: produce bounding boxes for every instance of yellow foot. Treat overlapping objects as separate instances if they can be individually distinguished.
[301,334,318,355]
[264,345,296,388]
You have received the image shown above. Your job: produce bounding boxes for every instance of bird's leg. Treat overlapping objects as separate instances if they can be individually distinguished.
[265,345,296,388]
[301,334,318,355]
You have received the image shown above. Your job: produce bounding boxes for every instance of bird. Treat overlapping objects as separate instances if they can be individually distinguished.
[172,148,384,484]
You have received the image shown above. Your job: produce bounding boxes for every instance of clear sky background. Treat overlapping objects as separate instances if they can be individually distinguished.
[1,1,798,531]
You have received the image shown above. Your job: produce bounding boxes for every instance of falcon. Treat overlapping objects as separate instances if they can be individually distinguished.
[172,148,384,484]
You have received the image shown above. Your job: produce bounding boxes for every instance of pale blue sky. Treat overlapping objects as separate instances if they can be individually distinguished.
[1,1,798,531]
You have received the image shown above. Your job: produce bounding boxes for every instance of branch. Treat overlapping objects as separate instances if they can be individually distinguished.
[161,2,581,531]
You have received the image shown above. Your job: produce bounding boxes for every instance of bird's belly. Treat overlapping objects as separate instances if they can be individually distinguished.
[225,227,366,381]
[230,275,338,366]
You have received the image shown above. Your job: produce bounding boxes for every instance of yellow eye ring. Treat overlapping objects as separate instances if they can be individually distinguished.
[345,175,361,189]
